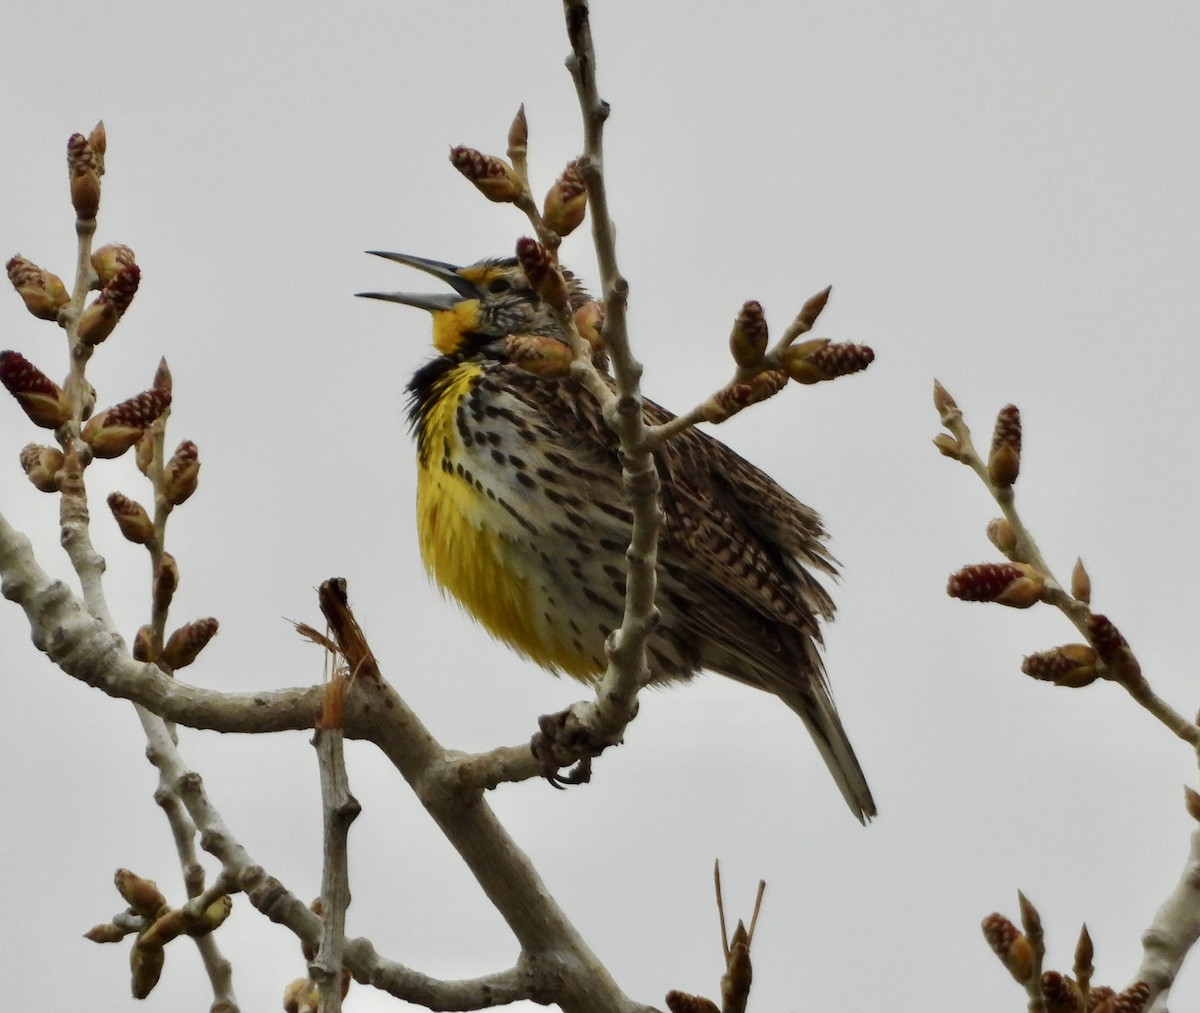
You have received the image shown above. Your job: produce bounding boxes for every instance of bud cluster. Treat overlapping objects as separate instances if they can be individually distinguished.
[93,867,232,999]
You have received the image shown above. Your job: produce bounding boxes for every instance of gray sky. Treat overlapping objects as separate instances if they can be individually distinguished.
[3,3,1198,1010]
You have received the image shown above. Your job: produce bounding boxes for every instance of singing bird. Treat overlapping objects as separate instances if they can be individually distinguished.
[360,253,875,821]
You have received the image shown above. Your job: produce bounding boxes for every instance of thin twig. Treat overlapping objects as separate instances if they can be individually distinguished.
[311,679,361,1013]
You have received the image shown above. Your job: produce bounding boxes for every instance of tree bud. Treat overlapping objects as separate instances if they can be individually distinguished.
[81,387,171,458]
[6,255,69,320]
[90,244,136,287]
[946,562,1044,609]
[515,236,568,309]
[115,869,168,918]
[129,938,165,999]
[988,404,1021,487]
[163,440,200,505]
[0,350,70,428]
[163,618,219,670]
[543,159,587,237]
[78,262,140,346]
[981,912,1034,984]
[784,339,874,385]
[67,132,101,219]
[728,301,768,369]
[107,492,154,544]
[1021,644,1099,688]
[154,553,179,613]
[449,146,522,203]
[19,443,64,493]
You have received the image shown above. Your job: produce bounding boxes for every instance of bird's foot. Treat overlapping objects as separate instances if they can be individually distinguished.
[530,707,618,789]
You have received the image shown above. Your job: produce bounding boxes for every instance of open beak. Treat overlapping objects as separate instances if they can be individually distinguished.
[356,251,480,311]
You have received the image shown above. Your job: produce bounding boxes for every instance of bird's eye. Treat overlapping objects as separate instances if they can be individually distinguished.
[487,278,511,294]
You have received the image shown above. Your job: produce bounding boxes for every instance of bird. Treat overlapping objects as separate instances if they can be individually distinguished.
[359,251,876,822]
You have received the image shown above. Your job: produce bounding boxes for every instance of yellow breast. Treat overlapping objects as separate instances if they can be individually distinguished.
[414,361,600,680]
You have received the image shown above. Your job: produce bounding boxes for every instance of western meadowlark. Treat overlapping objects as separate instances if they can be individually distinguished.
[360,252,876,822]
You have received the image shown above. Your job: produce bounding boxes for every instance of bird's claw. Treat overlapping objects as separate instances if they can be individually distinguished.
[531,708,611,788]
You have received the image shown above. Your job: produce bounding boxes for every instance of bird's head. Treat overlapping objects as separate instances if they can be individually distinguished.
[358,252,592,361]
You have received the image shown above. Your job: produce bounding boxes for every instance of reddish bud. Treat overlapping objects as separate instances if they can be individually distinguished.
[449,146,522,203]
[0,350,69,428]
[78,262,140,345]
[665,992,721,1013]
[162,440,200,505]
[989,404,1022,487]
[107,492,154,544]
[1022,644,1100,688]
[154,553,179,612]
[1087,614,1128,663]
[981,912,1034,984]
[543,159,587,237]
[19,443,64,493]
[1041,971,1083,1013]
[728,301,768,368]
[947,562,1044,608]
[515,236,568,309]
[67,133,101,219]
[163,617,219,670]
[133,625,156,663]
[81,386,171,458]
[785,339,874,385]
[1111,982,1151,1013]
[6,255,69,321]
[90,243,136,287]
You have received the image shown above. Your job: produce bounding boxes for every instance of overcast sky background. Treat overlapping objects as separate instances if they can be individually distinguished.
[2,3,1198,1010]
